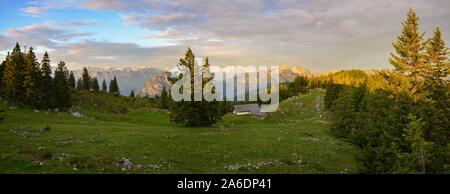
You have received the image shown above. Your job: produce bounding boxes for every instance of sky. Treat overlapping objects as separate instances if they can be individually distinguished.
[0,0,449,72]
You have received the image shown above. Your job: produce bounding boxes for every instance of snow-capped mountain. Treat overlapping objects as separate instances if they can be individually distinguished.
[73,67,163,96]
[138,65,314,98]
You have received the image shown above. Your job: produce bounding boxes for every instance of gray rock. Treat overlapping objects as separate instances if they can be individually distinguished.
[72,112,83,118]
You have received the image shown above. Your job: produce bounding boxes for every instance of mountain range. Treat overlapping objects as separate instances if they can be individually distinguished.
[73,65,313,97]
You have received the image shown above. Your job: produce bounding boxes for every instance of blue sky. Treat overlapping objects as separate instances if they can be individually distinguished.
[0,0,449,72]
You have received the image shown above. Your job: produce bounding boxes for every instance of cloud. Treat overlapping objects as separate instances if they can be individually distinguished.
[4,24,92,48]
[62,21,101,27]
[21,6,48,15]
[20,0,81,16]
[49,40,186,69]
[9,0,450,71]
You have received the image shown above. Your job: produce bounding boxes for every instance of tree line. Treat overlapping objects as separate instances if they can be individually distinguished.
[325,9,449,173]
[0,43,121,110]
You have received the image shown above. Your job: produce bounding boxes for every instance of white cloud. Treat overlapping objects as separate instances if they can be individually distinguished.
[9,0,450,71]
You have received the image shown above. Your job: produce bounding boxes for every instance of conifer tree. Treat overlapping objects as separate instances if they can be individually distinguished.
[12,43,26,104]
[39,52,55,108]
[76,78,82,90]
[169,48,223,126]
[109,76,120,95]
[23,47,40,106]
[0,59,5,89]
[129,90,135,98]
[389,9,427,78]
[1,44,24,104]
[53,61,71,109]
[68,71,76,89]
[160,86,169,109]
[91,77,100,92]
[1,53,16,103]
[101,79,107,93]
[81,67,91,90]
[425,27,449,80]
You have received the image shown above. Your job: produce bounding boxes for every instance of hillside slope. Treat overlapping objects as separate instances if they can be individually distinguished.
[0,91,358,173]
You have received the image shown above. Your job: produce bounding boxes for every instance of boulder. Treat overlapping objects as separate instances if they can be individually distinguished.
[72,112,83,118]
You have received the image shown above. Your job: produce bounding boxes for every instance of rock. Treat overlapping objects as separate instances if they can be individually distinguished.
[54,108,59,112]
[72,112,83,118]
[34,109,40,113]
[139,72,171,98]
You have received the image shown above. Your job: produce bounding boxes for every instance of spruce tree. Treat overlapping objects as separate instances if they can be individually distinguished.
[53,61,71,109]
[68,71,76,89]
[169,48,223,126]
[0,59,5,89]
[1,53,16,103]
[129,90,135,98]
[81,67,91,90]
[109,76,120,95]
[76,78,82,90]
[425,27,449,80]
[101,79,107,93]
[23,47,40,106]
[39,52,55,108]
[11,43,26,104]
[91,77,100,92]
[389,9,427,78]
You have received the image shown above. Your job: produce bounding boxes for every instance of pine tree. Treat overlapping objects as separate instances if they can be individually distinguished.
[129,90,135,98]
[23,47,41,106]
[90,77,100,92]
[425,27,449,80]
[81,67,91,90]
[101,79,107,93]
[39,52,55,108]
[53,61,71,109]
[169,48,224,126]
[389,9,428,78]
[68,71,76,89]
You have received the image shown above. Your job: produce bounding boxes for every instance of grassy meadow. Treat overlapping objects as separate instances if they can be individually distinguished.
[0,91,359,173]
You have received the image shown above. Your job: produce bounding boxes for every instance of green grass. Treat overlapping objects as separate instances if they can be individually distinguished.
[0,91,359,174]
